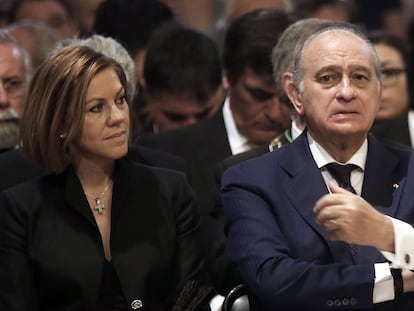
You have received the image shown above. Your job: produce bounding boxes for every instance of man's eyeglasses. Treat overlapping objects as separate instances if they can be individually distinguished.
[380,68,406,87]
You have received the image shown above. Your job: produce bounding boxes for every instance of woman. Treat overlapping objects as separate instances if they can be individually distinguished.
[0,45,210,310]
[368,30,414,147]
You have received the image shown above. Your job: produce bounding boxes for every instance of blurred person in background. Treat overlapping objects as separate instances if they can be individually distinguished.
[213,0,287,47]
[286,0,359,23]
[93,0,175,88]
[93,0,176,130]
[140,24,224,134]
[7,0,79,39]
[71,0,104,37]
[225,0,286,22]
[0,29,31,153]
[0,0,14,27]
[368,30,414,148]
[6,19,60,69]
[139,9,297,301]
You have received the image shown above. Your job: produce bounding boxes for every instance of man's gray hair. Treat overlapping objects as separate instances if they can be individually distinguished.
[272,18,346,105]
[0,29,32,86]
[291,22,382,93]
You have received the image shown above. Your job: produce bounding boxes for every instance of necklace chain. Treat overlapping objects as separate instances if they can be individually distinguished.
[84,180,113,215]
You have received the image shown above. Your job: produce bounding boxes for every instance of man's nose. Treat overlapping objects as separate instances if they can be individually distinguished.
[336,77,357,101]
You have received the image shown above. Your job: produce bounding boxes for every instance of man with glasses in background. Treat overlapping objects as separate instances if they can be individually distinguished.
[0,29,31,153]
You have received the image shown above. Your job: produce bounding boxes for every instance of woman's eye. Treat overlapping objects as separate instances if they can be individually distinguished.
[115,96,127,105]
[89,104,104,113]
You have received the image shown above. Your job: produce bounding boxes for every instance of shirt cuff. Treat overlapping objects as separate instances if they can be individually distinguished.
[373,262,394,303]
[381,216,414,269]
[210,294,225,311]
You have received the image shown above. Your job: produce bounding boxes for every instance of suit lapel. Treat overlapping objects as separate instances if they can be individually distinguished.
[362,136,403,209]
[281,133,354,264]
[110,159,164,244]
[192,109,232,162]
[63,167,97,228]
[356,137,408,264]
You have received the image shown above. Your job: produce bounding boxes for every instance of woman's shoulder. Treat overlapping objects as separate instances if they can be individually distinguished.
[0,172,63,212]
[120,157,188,181]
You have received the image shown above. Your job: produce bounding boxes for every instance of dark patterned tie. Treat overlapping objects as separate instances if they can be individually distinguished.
[325,163,359,258]
[325,163,358,194]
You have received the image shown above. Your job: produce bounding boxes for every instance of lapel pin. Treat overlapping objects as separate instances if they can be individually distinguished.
[393,183,399,189]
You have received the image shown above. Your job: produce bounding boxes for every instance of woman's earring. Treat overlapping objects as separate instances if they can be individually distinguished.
[59,133,66,143]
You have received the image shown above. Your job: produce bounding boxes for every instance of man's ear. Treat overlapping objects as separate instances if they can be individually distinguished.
[283,72,304,116]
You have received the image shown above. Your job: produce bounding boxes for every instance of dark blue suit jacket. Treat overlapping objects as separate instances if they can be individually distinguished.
[222,132,414,310]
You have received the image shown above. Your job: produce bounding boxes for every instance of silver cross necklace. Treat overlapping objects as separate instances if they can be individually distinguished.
[84,181,113,215]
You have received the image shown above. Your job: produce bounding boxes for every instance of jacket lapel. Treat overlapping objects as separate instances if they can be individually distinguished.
[193,109,232,162]
[63,167,97,228]
[362,136,405,209]
[110,159,164,244]
[281,133,354,264]
[356,136,409,264]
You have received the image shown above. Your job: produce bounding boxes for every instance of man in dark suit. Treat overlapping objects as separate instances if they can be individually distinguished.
[216,17,338,173]
[139,8,296,200]
[209,19,338,296]
[222,21,414,310]
[139,9,297,296]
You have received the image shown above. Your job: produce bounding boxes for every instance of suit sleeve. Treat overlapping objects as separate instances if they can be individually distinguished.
[221,165,377,310]
[0,191,38,310]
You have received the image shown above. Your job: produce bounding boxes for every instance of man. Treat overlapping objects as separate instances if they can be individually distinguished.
[139,8,296,297]
[140,8,295,202]
[222,22,414,310]
[210,20,329,295]
[0,30,31,153]
[93,0,175,88]
[217,18,337,171]
[140,24,224,133]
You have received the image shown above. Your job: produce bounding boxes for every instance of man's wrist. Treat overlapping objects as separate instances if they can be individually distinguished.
[376,216,394,252]
[402,269,414,292]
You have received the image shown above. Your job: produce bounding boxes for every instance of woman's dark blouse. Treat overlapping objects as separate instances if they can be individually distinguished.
[0,158,208,310]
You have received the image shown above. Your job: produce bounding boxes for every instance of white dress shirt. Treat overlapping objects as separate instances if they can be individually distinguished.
[308,133,397,303]
[382,217,414,270]
[222,97,256,155]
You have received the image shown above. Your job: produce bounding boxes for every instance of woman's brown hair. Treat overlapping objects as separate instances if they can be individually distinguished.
[20,45,128,172]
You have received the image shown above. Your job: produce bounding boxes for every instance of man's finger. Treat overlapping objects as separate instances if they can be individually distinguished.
[329,182,352,194]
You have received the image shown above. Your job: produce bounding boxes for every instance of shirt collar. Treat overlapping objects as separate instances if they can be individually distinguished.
[291,118,303,141]
[223,97,252,155]
[308,132,367,171]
